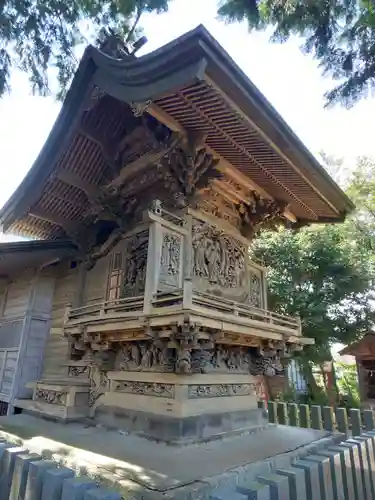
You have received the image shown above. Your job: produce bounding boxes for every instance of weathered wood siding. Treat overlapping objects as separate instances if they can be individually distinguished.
[16,270,56,397]
[2,271,33,319]
[0,350,18,401]
[41,266,77,379]
[84,254,109,305]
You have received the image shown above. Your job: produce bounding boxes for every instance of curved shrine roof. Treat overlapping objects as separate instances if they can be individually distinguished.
[0,25,354,239]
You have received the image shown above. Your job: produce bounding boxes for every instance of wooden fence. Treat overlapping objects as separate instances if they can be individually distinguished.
[259,400,374,437]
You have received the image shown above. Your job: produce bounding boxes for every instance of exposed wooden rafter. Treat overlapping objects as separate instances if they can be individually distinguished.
[55,169,101,199]
[29,207,76,232]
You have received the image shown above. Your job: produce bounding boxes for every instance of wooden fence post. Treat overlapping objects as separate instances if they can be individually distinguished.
[268,401,277,424]
[311,405,323,430]
[322,406,335,432]
[277,402,288,425]
[350,408,362,437]
[288,403,299,427]
[363,410,375,432]
[299,404,311,428]
[336,407,349,437]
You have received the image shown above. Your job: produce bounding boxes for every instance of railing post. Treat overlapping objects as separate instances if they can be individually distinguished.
[336,407,349,437]
[299,404,311,428]
[363,410,375,432]
[63,304,72,325]
[288,403,299,426]
[322,406,335,432]
[99,303,105,317]
[350,408,362,437]
[277,402,288,425]
[182,279,193,309]
[268,401,277,423]
[311,405,323,430]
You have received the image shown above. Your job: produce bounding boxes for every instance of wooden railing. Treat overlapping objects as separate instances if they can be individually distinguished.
[151,289,184,308]
[66,295,144,323]
[192,291,302,335]
[64,287,301,338]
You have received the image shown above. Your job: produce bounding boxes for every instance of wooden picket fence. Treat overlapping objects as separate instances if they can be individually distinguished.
[259,400,375,437]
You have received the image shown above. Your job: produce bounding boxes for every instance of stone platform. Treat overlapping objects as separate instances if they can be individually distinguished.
[0,414,343,499]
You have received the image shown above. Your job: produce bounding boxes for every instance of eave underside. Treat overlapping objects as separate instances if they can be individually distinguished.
[5,82,344,240]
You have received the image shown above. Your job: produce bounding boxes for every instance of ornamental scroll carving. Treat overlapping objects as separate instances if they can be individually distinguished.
[114,381,174,398]
[123,230,149,297]
[192,221,246,289]
[188,383,254,399]
[158,131,221,208]
[68,366,88,377]
[237,191,288,239]
[35,389,67,406]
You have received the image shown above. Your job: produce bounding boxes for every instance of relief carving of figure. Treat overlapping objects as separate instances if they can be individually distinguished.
[161,234,181,277]
[192,222,246,290]
[115,340,174,372]
[175,346,192,373]
[123,231,148,296]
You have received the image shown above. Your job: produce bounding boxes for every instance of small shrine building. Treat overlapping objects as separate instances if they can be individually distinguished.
[341,333,375,408]
[0,25,353,441]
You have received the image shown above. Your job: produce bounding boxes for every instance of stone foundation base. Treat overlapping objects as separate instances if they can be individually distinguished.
[16,379,91,421]
[94,371,266,443]
[95,406,267,444]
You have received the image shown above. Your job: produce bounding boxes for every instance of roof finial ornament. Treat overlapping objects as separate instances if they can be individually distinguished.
[99,28,131,58]
[98,29,148,59]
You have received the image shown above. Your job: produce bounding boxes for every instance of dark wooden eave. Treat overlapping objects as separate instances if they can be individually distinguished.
[0,240,77,277]
[0,25,354,239]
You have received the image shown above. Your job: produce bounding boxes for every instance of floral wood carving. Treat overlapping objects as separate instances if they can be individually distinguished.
[114,381,175,398]
[237,191,288,239]
[159,131,221,207]
[35,389,67,406]
[188,383,254,399]
[192,221,246,288]
[68,366,88,377]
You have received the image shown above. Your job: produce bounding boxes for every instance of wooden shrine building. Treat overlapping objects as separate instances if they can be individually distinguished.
[341,333,375,408]
[0,25,353,440]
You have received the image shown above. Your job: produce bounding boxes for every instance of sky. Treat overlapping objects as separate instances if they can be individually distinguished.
[1,0,375,243]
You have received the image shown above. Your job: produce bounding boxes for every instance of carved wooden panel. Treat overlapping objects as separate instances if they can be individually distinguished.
[122,230,149,297]
[158,230,182,290]
[191,219,249,302]
[248,266,264,309]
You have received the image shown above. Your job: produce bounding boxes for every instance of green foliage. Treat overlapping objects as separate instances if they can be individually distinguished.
[252,222,375,364]
[218,1,375,107]
[250,155,375,367]
[0,0,169,99]
[336,361,361,408]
